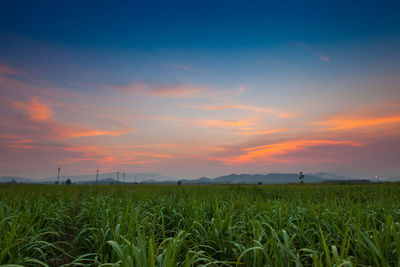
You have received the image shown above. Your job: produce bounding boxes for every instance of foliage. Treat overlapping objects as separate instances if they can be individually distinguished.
[1,183,400,266]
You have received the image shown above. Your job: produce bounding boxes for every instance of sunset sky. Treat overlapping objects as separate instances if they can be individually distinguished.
[1,0,399,179]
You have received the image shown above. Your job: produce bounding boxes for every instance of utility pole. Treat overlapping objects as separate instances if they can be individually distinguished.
[135,176,137,184]
[117,171,120,184]
[96,169,99,184]
[57,166,61,185]
[122,172,126,183]
[299,171,304,184]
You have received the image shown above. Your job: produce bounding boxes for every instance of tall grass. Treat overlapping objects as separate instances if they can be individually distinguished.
[0,185,73,266]
[1,184,399,266]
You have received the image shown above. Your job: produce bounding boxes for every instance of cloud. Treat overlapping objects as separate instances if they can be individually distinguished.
[231,86,246,97]
[193,119,254,128]
[13,98,51,120]
[9,97,132,139]
[215,139,362,164]
[190,104,293,118]
[54,126,131,139]
[315,114,400,131]
[0,61,21,76]
[62,143,177,167]
[297,43,330,62]
[152,115,256,128]
[238,128,289,135]
[109,82,208,98]
[0,136,35,150]
[166,64,207,73]
[319,56,330,62]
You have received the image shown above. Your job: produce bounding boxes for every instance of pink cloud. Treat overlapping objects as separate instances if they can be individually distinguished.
[151,115,256,128]
[238,128,289,135]
[319,56,331,62]
[214,139,363,164]
[190,104,293,118]
[7,97,132,140]
[13,98,51,120]
[315,114,400,131]
[109,82,208,98]
[0,62,21,76]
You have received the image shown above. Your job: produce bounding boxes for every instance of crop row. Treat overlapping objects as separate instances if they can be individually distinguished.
[1,184,399,266]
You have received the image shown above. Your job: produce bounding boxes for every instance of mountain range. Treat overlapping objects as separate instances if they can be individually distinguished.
[0,172,391,184]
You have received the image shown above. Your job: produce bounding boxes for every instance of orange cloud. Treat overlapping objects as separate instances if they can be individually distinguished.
[194,119,253,128]
[10,97,131,139]
[219,139,362,163]
[56,127,130,139]
[0,136,35,150]
[238,128,289,135]
[59,142,229,169]
[13,98,51,121]
[190,104,293,118]
[316,114,400,131]
[27,98,51,120]
[110,82,207,98]
[152,115,256,128]
[99,156,118,163]
[61,143,177,168]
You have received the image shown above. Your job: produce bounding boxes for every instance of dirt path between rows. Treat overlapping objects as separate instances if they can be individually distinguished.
[49,192,86,267]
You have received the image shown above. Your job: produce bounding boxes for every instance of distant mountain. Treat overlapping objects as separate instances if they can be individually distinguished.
[1,172,378,185]
[174,173,323,184]
[0,176,34,183]
[70,177,118,185]
[207,173,322,184]
[383,176,400,182]
[313,172,352,180]
[43,172,179,183]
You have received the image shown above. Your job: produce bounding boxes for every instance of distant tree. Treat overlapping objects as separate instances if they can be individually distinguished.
[11,179,17,184]
[65,178,72,185]
[55,181,59,185]
[177,180,182,186]
[299,172,304,184]
[258,181,262,185]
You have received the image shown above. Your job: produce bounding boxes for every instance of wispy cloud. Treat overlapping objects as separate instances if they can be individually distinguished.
[0,136,35,150]
[0,61,22,76]
[216,139,362,164]
[319,56,330,62]
[297,43,330,62]
[109,82,208,98]
[238,128,289,135]
[9,97,132,139]
[166,64,207,73]
[152,115,256,128]
[193,119,254,128]
[315,114,400,131]
[190,104,293,118]
[231,86,246,97]
[13,98,51,121]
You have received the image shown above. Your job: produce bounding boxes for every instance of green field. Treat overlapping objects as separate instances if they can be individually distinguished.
[0,184,399,266]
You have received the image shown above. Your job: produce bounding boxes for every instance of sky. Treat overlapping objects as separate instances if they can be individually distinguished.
[0,0,399,179]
